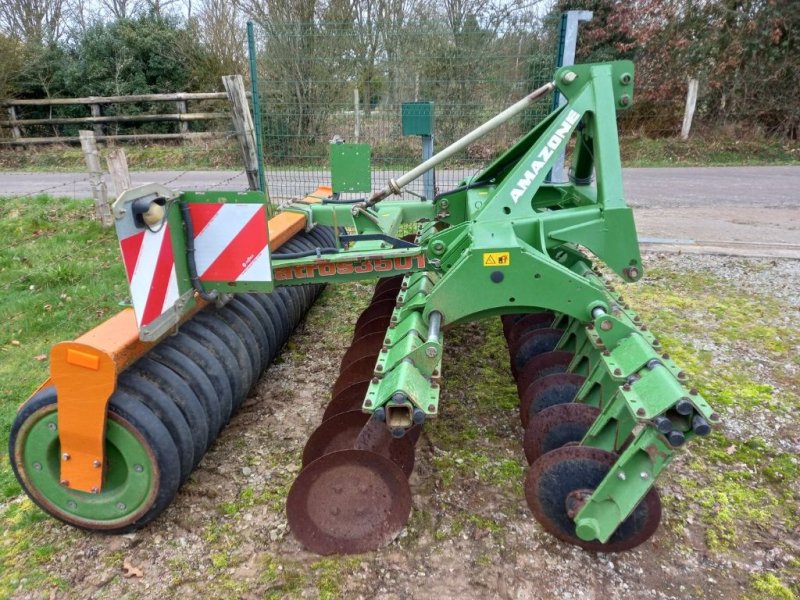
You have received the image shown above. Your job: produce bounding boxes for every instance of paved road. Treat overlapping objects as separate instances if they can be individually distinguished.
[2,165,798,257]
[2,165,798,205]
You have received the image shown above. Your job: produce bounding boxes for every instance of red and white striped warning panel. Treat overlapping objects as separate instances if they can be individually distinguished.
[188,203,272,283]
[119,224,180,329]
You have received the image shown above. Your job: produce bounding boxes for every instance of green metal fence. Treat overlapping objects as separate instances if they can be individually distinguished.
[247,19,558,203]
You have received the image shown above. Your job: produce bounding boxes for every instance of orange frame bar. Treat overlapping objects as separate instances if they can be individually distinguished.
[46,204,310,493]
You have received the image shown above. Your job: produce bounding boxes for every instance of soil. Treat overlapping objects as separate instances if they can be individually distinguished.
[5,252,800,600]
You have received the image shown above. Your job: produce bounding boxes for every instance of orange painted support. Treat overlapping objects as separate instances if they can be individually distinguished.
[45,203,313,493]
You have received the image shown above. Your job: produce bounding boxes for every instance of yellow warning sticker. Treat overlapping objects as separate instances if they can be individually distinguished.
[483,252,510,267]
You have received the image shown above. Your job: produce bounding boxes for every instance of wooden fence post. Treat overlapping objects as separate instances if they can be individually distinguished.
[79,130,113,227]
[7,106,22,141]
[681,78,699,140]
[89,103,104,139]
[222,75,260,191]
[106,148,132,198]
[176,99,189,135]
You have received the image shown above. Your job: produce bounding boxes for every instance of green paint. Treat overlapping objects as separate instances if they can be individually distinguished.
[17,406,156,526]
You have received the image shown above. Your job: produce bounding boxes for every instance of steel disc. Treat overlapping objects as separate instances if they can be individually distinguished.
[352,314,392,342]
[525,445,662,552]
[333,356,377,398]
[287,449,412,555]
[340,332,385,371]
[354,299,396,334]
[510,328,565,377]
[372,286,401,303]
[373,275,403,297]
[516,350,575,398]
[522,403,600,464]
[519,373,586,429]
[324,381,371,421]
[302,411,415,477]
[506,312,555,351]
[501,313,531,338]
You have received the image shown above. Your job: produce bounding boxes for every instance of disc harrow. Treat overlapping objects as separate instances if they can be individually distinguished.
[10,61,718,557]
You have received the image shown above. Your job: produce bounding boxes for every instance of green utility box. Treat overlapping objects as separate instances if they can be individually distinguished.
[401,102,434,136]
[330,143,372,193]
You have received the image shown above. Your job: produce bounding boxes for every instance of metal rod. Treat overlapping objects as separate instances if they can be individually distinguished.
[427,311,442,342]
[365,81,556,206]
[247,21,269,208]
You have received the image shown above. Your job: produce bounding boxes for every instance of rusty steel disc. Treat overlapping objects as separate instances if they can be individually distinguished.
[501,313,531,338]
[522,403,600,464]
[353,299,396,334]
[372,286,402,304]
[524,445,662,552]
[373,275,403,297]
[339,332,385,372]
[302,410,415,477]
[516,350,575,397]
[519,372,586,429]
[509,328,565,377]
[287,449,413,555]
[506,312,555,351]
[352,313,392,342]
[324,380,371,421]
[332,356,378,398]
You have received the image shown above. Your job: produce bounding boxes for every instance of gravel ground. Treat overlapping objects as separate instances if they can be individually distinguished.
[4,252,799,600]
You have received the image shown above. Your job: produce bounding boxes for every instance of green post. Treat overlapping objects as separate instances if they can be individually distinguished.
[247,21,269,209]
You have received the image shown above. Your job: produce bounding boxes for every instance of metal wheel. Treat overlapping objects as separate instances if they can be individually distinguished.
[506,312,555,350]
[339,331,384,372]
[324,381,370,422]
[519,373,585,429]
[525,445,661,552]
[353,299,396,335]
[302,410,415,477]
[332,356,377,398]
[352,315,392,342]
[522,403,600,464]
[516,350,574,398]
[9,387,180,533]
[287,449,412,555]
[509,328,565,377]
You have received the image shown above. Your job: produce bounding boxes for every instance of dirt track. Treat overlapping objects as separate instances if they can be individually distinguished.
[5,251,799,600]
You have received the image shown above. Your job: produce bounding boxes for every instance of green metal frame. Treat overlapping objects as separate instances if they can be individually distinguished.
[122,61,718,546]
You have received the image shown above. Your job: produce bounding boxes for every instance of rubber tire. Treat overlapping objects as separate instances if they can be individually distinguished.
[148,343,223,441]
[130,357,210,466]
[118,371,195,483]
[187,314,254,409]
[9,387,181,533]
[160,332,234,427]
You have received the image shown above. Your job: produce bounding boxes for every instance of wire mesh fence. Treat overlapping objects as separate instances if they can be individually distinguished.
[248,19,559,203]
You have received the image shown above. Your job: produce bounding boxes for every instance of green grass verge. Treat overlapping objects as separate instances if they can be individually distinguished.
[0,195,127,499]
[0,135,796,173]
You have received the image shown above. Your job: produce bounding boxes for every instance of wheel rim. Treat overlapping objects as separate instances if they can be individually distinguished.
[525,445,661,552]
[15,405,158,529]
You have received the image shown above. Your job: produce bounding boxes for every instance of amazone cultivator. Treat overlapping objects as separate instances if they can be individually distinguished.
[10,61,717,554]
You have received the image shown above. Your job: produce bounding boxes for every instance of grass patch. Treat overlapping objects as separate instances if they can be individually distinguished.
[622,260,800,552]
[620,134,798,167]
[0,134,795,174]
[0,195,127,498]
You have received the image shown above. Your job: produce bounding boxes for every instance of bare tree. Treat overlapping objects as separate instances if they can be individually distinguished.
[141,0,180,18]
[196,0,246,76]
[99,0,140,19]
[0,0,65,43]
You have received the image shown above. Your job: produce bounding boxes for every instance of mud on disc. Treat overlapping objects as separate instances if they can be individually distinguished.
[287,449,412,555]
[302,410,415,477]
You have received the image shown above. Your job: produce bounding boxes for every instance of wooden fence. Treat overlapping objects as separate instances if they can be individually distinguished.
[1,92,238,145]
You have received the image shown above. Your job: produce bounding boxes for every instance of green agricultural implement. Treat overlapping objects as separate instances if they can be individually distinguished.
[9,61,716,554]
